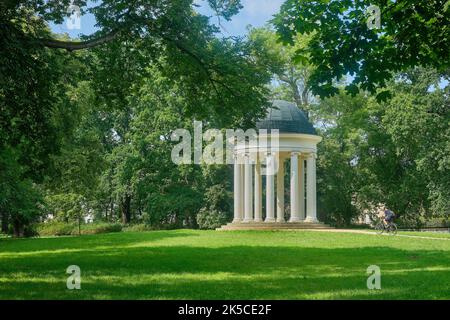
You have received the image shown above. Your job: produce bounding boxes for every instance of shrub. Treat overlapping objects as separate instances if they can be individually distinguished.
[44,193,87,222]
[194,184,232,230]
[424,218,449,228]
[395,215,450,229]
[0,146,45,237]
[36,221,122,236]
[196,208,228,230]
[80,222,122,235]
[37,221,76,236]
[123,224,154,232]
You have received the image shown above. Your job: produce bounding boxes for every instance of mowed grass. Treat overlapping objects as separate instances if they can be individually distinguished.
[399,231,450,239]
[0,230,449,300]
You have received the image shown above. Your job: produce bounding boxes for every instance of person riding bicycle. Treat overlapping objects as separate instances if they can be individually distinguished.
[375,206,397,234]
[382,207,396,226]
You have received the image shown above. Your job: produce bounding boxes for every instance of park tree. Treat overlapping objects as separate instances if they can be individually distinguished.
[312,93,366,225]
[83,29,270,225]
[313,67,449,225]
[44,79,107,225]
[273,0,450,100]
[0,146,44,236]
[111,62,243,227]
[1,0,272,233]
[373,68,449,220]
[248,27,315,115]
[0,7,85,235]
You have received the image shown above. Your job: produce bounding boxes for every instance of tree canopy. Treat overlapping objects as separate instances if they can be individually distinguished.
[273,0,450,99]
[0,0,271,235]
[313,67,449,225]
[248,27,315,114]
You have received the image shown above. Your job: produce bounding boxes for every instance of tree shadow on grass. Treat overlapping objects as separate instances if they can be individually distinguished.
[0,244,449,300]
[0,230,197,254]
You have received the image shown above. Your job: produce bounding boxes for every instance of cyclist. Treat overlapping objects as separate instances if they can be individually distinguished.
[381,207,396,226]
[375,206,397,234]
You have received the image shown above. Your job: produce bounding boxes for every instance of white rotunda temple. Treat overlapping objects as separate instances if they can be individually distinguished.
[219,100,331,230]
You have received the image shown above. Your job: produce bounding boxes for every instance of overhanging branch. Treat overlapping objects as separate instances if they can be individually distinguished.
[39,29,120,51]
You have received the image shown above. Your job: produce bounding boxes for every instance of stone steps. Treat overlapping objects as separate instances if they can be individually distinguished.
[217,222,333,231]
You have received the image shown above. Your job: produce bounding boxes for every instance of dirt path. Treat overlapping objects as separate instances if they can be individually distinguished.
[306,228,450,240]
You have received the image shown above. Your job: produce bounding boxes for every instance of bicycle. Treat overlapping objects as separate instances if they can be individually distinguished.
[375,220,397,235]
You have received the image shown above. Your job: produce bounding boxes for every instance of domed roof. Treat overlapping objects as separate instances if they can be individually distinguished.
[256,100,317,135]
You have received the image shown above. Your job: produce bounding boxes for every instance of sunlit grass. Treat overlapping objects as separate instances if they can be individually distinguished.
[398,231,450,239]
[0,230,449,299]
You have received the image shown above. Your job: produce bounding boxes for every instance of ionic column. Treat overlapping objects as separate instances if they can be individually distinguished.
[243,155,253,222]
[299,156,306,220]
[233,155,242,222]
[290,152,301,222]
[276,155,285,222]
[265,153,275,222]
[305,153,318,222]
[239,161,245,218]
[254,161,262,222]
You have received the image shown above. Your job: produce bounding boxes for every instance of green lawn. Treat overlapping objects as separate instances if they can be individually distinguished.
[398,231,450,239]
[0,230,449,299]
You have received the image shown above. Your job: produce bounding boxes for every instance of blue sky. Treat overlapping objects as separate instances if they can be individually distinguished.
[195,0,284,36]
[50,0,284,38]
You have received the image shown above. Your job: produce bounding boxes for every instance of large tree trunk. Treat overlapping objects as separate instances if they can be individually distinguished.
[290,81,303,110]
[121,195,131,224]
[110,198,114,222]
[12,219,24,238]
[1,212,9,234]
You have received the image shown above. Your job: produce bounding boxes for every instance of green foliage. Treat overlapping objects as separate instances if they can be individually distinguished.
[396,216,449,229]
[123,224,155,232]
[207,0,243,20]
[80,222,122,235]
[196,209,228,230]
[36,221,122,236]
[314,67,449,223]
[378,70,449,217]
[36,221,77,236]
[44,193,86,222]
[3,0,447,236]
[0,5,101,236]
[274,0,450,99]
[248,27,315,113]
[314,92,364,225]
[0,147,45,236]
[202,184,232,213]
[195,182,232,230]
[0,10,85,181]
[1,1,270,235]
